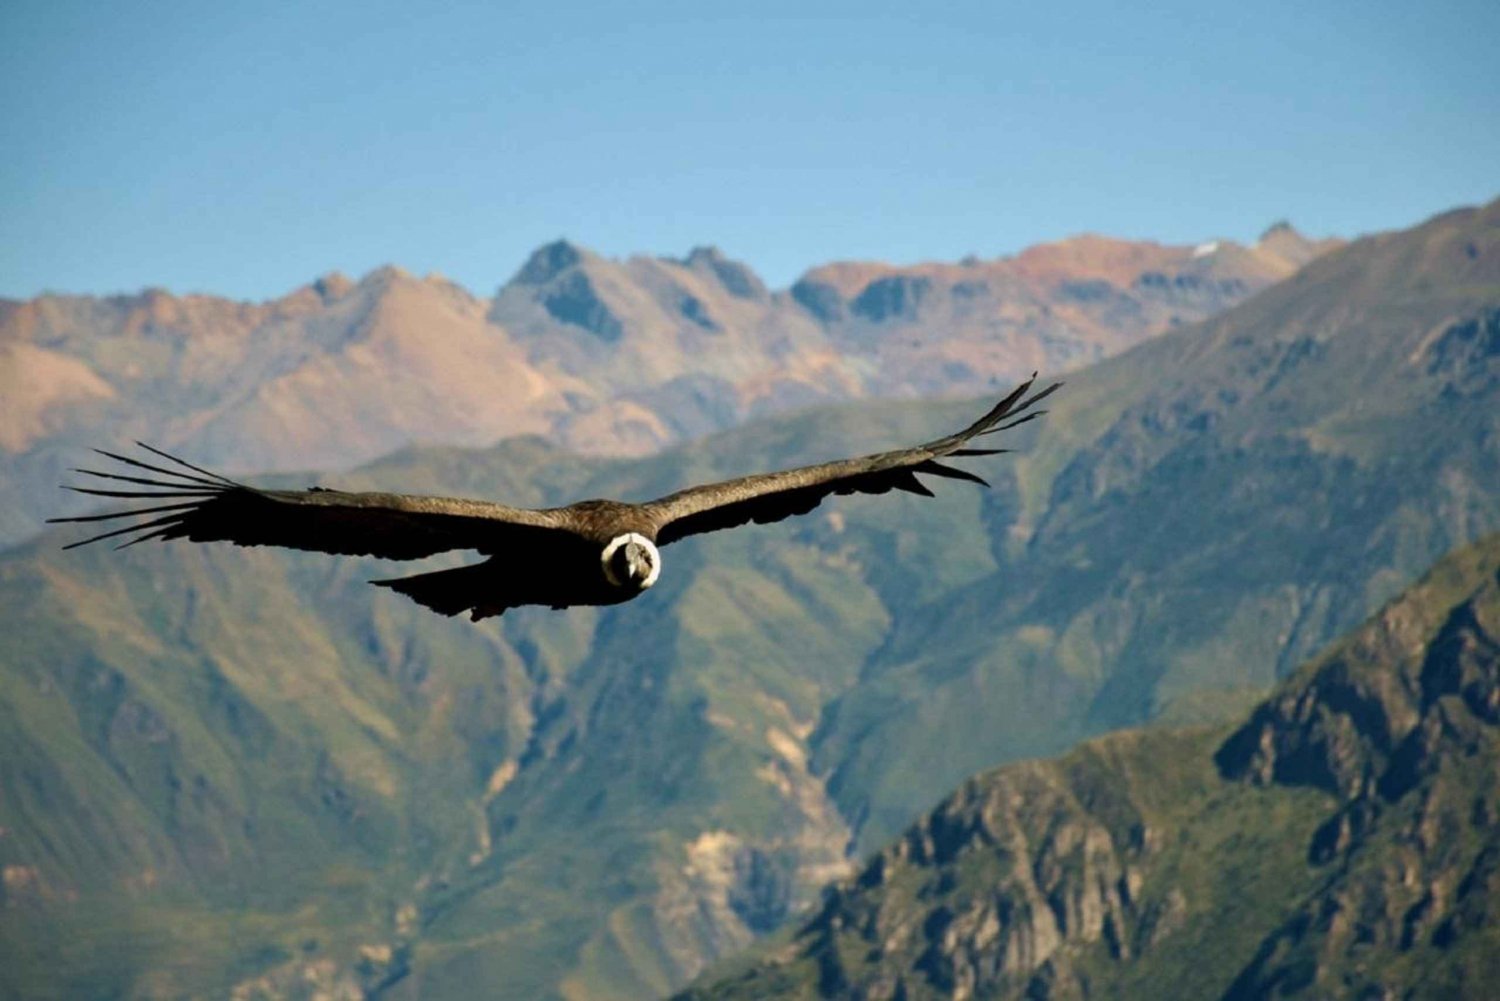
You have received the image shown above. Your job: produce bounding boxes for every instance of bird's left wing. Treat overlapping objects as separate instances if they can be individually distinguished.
[642,376,1060,546]
[51,444,582,560]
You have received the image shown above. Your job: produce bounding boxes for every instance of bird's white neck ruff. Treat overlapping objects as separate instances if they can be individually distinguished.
[601,532,661,588]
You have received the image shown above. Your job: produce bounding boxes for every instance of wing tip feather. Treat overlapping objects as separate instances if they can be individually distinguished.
[54,443,244,550]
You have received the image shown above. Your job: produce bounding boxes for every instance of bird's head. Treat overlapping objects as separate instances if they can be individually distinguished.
[601,532,661,591]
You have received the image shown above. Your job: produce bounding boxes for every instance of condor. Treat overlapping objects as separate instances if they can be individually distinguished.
[55,377,1058,620]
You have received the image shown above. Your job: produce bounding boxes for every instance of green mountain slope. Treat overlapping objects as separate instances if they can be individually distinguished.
[0,200,1496,999]
[816,198,1500,852]
[679,531,1500,1000]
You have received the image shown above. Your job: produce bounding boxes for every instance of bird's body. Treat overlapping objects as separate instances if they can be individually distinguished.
[55,377,1058,620]
[373,507,662,619]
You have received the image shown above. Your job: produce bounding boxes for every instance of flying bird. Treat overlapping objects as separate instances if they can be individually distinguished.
[53,377,1058,620]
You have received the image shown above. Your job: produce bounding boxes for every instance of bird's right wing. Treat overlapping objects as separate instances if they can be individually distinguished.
[50,444,584,560]
[642,375,1059,545]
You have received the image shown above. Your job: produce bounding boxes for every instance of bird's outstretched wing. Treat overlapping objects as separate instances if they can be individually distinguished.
[50,444,582,560]
[642,375,1060,545]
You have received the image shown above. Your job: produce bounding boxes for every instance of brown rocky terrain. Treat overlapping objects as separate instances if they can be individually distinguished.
[0,225,1336,547]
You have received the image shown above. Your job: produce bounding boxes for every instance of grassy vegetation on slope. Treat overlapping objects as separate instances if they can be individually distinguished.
[0,200,1497,999]
[815,198,1500,852]
[680,532,1500,1000]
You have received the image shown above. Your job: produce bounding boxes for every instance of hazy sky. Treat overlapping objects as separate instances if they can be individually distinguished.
[3,0,1497,300]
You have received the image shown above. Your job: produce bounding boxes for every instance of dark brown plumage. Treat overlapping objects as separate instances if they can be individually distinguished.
[53,376,1059,620]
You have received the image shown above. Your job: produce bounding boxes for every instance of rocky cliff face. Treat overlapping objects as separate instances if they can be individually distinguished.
[1214,540,1500,1000]
[0,226,1335,548]
[681,534,1500,1000]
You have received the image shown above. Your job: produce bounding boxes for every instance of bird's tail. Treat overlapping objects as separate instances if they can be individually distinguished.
[371,560,505,621]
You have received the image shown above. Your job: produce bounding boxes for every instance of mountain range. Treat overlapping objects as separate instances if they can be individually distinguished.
[680,529,1500,1000]
[0,224,1336,548]
[0,200,1494,999]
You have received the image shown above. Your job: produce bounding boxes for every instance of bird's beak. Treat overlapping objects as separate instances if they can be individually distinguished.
[625,543,649,583]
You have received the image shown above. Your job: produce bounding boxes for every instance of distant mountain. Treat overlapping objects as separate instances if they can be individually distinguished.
[678,530,1500,1000]
[0,202,1490,1001]
[0,225,1334,548]
[812,198,1500,855]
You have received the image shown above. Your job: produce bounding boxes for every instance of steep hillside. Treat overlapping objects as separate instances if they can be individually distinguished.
[0,225,1331,547]
[0,202,1493,999]
[680,532,1500,1000]
[815,198,1500,852]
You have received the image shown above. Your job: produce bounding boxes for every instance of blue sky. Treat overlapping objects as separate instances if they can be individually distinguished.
[2,0,1497,300]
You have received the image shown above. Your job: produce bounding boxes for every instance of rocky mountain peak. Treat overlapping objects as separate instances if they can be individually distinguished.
[1259,219,1298,240]
[682,246,768,300]
[355,264,413,289]
[1253,219,1346,269]
[511,239,587,286]
[684,245,727,265]
[311,271,354,302]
